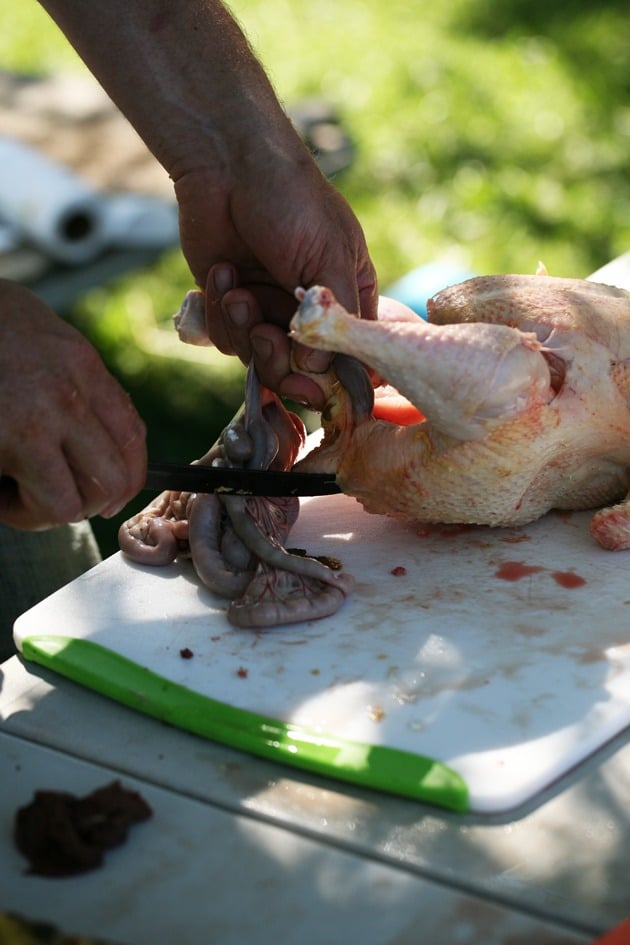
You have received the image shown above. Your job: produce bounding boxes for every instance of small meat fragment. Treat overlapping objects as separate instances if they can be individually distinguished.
[14,780,152,876]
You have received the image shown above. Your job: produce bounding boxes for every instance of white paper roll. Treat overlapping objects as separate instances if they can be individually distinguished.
[0,136,108,265]
[102,193,179,249]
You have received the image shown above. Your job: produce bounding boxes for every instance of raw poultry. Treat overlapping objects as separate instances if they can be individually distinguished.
[120,272,630,626]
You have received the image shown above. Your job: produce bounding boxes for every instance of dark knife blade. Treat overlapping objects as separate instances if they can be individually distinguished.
[145,460,342,497]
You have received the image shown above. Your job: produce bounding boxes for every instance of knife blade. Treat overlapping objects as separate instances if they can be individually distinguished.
[144,460,342,497]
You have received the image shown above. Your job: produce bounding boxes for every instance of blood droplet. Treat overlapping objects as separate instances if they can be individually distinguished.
[494,561,544,581]
[552,570,586,589]
[494,560,586,589]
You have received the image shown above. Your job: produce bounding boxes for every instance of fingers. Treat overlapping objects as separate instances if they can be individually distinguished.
[205,264,297,362]
[321,249,379,326]
[249,325,329,410]
[206,289,262,364]
[0,402,146,531]
[205,263,243,357]
[86,371,148,512]
[359,278,379,322]
[0,281,147,531]
[204,254,377,411]
[0,351,146,531]
[206,265,331,408]
[53,353,147,522]
[0,448,93,531]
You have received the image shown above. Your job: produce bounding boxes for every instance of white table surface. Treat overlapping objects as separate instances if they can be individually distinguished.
[1,721,593,945]
[1,652,627,944]
[3,251,630,944]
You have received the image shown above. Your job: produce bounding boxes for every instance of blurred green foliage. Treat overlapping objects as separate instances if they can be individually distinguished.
[1,0,628,553]
[3,0,628,278]
[228,0,629,277]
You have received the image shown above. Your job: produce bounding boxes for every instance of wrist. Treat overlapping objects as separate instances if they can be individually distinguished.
[166,94,309,189]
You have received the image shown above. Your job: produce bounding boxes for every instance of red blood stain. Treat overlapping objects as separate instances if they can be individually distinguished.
[552,570,586,588]
[179,647,194,659]
[391,566,407,576]
[494,561,544,582]
[237,666,248,678]
[494,560,586,588]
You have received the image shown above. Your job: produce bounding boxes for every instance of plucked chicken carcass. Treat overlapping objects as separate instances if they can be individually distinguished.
[291,274,630,551]
[120,271,630,628]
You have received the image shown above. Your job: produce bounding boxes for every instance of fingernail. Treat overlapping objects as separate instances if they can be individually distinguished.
[251,336,273,363]
[212,265,234,296]
[101,501,126,519]
[293,342,331,373]
[227,301,250,327]
[301,349,331,373]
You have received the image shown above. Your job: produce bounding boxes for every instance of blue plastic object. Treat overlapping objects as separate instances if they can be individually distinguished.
[385,262,476,319]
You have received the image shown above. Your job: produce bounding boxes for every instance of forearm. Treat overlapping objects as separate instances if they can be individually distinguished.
[37,0,305,181]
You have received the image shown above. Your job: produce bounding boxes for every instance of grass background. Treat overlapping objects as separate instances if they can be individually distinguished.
[1,0,629,553]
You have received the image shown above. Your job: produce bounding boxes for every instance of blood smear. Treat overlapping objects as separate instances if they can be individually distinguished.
[494,560,586,588]
[552,570,586,588]
[494,561,544,582]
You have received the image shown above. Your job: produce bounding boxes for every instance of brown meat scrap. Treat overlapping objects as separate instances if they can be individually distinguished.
[14,780,152,876]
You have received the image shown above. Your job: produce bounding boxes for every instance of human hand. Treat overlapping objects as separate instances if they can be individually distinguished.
[174,153,377,410]
[0,280,147,530]
[36,0,376,410]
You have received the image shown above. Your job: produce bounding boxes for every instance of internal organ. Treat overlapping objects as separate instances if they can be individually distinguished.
[119,295,354,627]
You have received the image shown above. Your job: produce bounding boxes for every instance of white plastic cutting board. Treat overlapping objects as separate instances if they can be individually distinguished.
[14,254,630,813]
[14,493,630,813]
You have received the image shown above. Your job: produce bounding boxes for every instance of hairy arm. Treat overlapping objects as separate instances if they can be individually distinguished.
[38,0,285,179]
[38,0,377,406]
